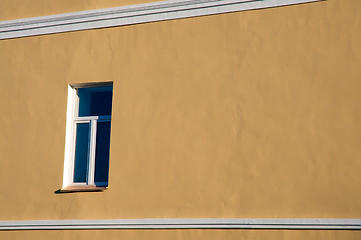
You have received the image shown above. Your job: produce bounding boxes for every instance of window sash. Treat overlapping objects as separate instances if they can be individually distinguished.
[70,116,111,186]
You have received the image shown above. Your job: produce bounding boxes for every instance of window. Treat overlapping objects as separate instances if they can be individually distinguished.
[62,82,113,192]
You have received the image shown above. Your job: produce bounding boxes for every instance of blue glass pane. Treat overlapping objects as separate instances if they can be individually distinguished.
[78,86,113,117]
[94,122,111,184]
[74,123,90,183]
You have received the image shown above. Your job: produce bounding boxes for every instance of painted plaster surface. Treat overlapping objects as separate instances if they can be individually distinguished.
[0,0,360,230]
[0,0,158,21]
[1,229,361,240]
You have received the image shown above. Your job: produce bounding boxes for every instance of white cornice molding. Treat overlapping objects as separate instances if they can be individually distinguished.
[0,0,324,40]
[0,218,360,230]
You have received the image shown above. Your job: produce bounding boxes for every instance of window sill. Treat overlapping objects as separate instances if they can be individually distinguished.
[59,186,107,193]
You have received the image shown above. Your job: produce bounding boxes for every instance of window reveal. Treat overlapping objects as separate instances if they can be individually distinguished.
[62,83,113,190]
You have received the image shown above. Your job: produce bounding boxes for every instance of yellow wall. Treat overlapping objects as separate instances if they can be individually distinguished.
[0,0,158,21]
[1,229,361,240]
[0,0,360,227]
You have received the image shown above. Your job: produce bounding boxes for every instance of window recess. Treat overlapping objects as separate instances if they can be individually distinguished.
[62,82,113,192]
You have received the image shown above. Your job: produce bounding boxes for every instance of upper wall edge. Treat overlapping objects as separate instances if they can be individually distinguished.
[0,0,325,40]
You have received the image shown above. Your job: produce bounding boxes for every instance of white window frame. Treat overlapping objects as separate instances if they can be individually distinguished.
[62,82,112,189]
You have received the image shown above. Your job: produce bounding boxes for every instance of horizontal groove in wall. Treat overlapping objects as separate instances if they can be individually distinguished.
[0,0,324,40]
[0,218,360,231]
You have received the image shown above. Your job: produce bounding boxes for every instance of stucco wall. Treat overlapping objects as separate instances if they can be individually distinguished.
[0,0,360,229]
[0,0,158,21]
[1,229,361,240]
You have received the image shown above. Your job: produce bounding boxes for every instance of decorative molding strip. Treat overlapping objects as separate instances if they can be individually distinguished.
[0,218,360,231]
[0,0,324,40]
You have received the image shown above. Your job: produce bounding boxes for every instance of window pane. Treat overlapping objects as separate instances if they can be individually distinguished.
[90,91,112,116]
[78,86,112,117]
[73,123,90,183]
[94,121,111,184]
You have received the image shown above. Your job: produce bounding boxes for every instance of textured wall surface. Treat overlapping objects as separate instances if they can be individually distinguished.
[0,0,158,21]
[0,0,360,236]
[1,229,361,240]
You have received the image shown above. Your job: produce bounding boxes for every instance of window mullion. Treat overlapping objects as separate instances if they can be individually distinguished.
[87,119,97,185]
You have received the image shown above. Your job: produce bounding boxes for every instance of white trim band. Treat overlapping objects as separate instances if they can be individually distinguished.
[0,218,360,230]
[0,0,324,40]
